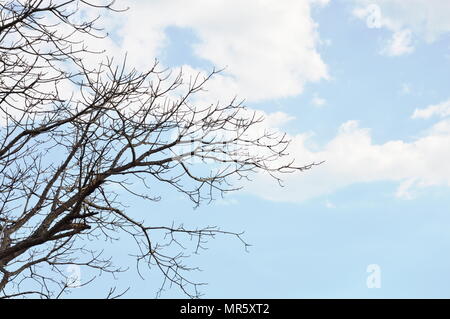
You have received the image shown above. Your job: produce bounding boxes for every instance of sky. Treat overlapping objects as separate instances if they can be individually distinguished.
[69,0,450,298]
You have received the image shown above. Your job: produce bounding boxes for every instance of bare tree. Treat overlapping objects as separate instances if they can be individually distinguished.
[0,0,318,298]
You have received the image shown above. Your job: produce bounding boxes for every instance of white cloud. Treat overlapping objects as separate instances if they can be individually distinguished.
[264,111,296,128]
[89,0,329,102]
[352,0,450,55]
[395,178,417,200]
[311,94,327,107]
[325,200,336,208]
[412,99,450,119]
[381,29,414,56]
[244,117,450,202]
[309,0,331,7]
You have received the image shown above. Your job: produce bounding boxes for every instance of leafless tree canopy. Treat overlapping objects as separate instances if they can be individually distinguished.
[0,0,317,298]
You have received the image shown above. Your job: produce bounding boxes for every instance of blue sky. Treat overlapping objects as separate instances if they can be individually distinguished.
[70,0,450,298]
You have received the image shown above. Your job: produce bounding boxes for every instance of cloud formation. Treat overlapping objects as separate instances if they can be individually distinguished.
[73,1,450,203]
[92,0,329,102]
[381,29,414,56]
[412,99,450,119]
[245,110,450,202]
[352,0,450,56]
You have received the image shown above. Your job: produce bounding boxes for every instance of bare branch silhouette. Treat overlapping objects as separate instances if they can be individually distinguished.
[0,0,319,298]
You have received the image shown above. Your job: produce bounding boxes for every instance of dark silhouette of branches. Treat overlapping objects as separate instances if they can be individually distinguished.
[0,0,319,298]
